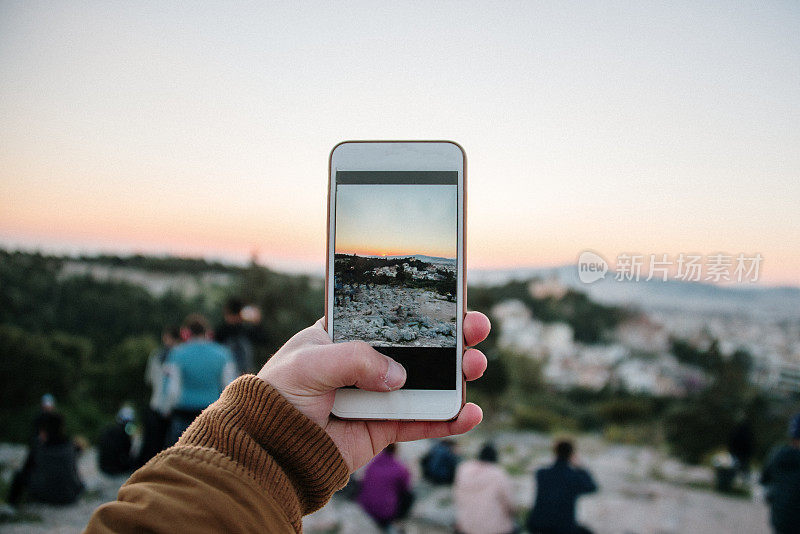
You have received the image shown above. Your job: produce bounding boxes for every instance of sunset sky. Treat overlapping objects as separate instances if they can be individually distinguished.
[335,184,456,258]
[1,2,798,284]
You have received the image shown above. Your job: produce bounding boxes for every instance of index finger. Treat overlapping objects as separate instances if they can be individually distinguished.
[366,402,483,446]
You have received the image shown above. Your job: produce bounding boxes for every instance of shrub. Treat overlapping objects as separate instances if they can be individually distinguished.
[596,397,656,424]
[88,336,157,414]
[603,424,656,445]
[0,324,88,442]
[512,405,577,432]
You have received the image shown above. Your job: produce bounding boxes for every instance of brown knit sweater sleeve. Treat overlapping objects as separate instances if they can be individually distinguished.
[85,375,350,534]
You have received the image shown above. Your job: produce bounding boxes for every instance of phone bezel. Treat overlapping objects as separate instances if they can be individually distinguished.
[326,140,466,420]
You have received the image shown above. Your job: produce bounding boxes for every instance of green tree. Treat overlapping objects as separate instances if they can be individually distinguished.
[88,336,158,415]
[238,261,322,361]
[664,348,754,464]
[0,324,83,442]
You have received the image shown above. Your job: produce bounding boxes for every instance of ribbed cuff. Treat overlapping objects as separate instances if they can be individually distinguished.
[178,375,350,531]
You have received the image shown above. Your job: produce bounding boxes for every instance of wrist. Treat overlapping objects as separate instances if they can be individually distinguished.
[179,376,349,523]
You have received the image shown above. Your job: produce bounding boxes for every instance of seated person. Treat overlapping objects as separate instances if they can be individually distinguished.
[357,443,412,529]
[98,406,136,475]
[527,439,598,534]
[454,442,516,534]
[27,412,84,505]
[421,439,460,484]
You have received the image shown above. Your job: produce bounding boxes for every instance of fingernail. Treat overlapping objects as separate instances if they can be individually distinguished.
[385,359,406,390]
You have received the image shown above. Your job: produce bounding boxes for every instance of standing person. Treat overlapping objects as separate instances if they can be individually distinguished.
[526,440,598,534]
[760,413,800,534]
[137,325,180,466]
[454,442,516,534]
[163,314,236,445]
[215,297,257,375]
[357,443,412,531]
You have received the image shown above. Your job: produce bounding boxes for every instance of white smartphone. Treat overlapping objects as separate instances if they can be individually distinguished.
[326,141,466,420]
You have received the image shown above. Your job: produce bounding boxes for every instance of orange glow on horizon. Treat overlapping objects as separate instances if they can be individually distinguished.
[335,246,456,259]
[2,226,798,286]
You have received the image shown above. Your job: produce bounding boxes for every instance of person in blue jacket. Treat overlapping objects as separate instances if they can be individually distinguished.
[163,314,236,445]
[527,439,598,534]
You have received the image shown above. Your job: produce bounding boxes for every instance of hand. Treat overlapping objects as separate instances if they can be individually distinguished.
[257,312,490,472]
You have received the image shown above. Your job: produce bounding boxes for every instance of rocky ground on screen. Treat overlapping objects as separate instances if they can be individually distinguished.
[333,284,457,347]
[333,254,457,347]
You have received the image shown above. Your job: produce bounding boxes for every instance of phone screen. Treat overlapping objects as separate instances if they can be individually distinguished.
[332,170,459,390]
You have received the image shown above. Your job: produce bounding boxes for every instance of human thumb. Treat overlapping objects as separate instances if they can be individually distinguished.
[308,340,407,392]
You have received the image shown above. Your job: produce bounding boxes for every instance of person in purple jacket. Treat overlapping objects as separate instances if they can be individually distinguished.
[357,443,412,530]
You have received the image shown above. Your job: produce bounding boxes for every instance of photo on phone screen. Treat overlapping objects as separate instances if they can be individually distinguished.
[332,170,458,389]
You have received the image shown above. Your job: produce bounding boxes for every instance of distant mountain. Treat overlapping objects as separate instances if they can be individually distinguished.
[412,254,456,264]
[358,253,456,264]
[469,265,800,319]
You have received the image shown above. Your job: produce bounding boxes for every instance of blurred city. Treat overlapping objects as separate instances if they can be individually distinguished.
[1,2,799,533]
[1,251,798,533]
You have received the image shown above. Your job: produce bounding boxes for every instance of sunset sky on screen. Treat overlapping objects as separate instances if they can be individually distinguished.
[335,185,456,259]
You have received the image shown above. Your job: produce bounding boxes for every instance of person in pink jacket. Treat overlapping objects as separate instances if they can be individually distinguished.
[454,442,516,534]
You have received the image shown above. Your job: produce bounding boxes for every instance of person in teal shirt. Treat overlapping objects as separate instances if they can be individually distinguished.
[163,314,237,445]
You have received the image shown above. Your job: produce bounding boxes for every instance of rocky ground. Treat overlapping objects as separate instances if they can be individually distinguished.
[333,284,457,347]
[308,432,771,534]
[1,433,772,534]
